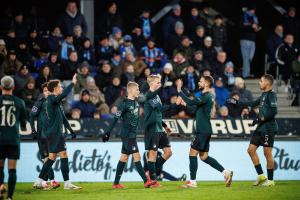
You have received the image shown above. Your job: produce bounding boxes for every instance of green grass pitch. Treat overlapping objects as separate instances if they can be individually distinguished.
[12,181,300,200]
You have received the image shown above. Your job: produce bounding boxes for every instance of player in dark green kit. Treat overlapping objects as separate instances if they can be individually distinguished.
[33,74,81,190]
[0,76,26,200]
[102,82,156,189]
[228,74,277,186]
[30,83,75,189]
[143,74,174,187]
[176,76,233,188]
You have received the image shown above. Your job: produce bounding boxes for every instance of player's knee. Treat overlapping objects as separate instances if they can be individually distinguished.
[199,154,207,161]
[60,151,68,158]
[247,148,255,156]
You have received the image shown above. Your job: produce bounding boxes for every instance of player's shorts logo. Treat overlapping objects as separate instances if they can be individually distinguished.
[153,145,156,148]
[32,106,38,113]
[132,146,136,151]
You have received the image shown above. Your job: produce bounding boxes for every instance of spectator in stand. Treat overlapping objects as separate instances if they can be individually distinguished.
[14,65,32,95]
[211,51,226,77]
[57,0,87,36]
[211,15,227,52]
[266,25,284,66]
[181,65,199,93]
[172,50,189,77]
[166,21,184,55]
[136,67,151,86]
[124,52,147,77]
[72,89,96,118]
[119,35,137,61]
[1,50,22,76]
[139,37,164,71]
[48,27,64,52]
[104,76,124,106]
[20,78,40,114]
[0,39,8,58]
[79,38,95,66]
[214,77,229,106]
[174,36,195,62]
[96,35,114,63]
[62,50,79,79]
[232,77,253,102]
[26,28,42,58]
[222,61,236,90]
[120,63,135,87]
[283,7,300,45]
[74,61,91,94]
[12,12,30,39]
[131,21,146,51]
[240,107,250,119]
[276,34,299,88]
[97,2,123,35]
[35,64,53,91]
[240,4,261,78]
[71,108,81,119]
[59,35,75,61]
[86,77,109,115]
[16,40,33,68]
[109,26,123,51]
[73,25,86,51]
[47,52,62,79]
[217,105,230,119]
[200,36,217,66]
[110,51,122,77]
[185,6,207,37]
[160,63,177,103]
[94,60,113,92]
[27,5,49,33]
[162,4,184,49]
[225,91,242,118]
[4,29,17,50]
[198,3,211,29]
[136,8,153,40]
[192,50,210,72]
[191,25,206,49]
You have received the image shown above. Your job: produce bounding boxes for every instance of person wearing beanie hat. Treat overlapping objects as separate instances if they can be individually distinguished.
[96,34,114,62]
[0,75,26,200]
[2,50,23,76]
[165,21,185,55]
[119,35,137,61]
[109,26,124,50]
[186,6,208,37]
[72,88,96,118]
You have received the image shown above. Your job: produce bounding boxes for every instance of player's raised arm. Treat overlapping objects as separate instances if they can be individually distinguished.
[176,79,206,106]
[52,74,77,104]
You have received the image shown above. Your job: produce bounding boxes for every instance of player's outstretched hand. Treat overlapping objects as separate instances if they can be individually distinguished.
[226,98,238,105]
[176,96,183,105]
[102,132,110,142]
[71,74,78,84]
[165,127,172,135]
[251,118,261,126]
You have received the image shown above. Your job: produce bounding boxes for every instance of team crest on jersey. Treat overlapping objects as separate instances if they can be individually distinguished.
[31,106,38,113]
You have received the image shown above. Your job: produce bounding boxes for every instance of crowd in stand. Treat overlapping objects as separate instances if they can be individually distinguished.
[0,1,299,121]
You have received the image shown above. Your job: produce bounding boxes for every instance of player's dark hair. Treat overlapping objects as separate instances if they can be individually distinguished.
[41,82,48,90]
[262,74,274,85]
[47,80,60,92]
[202,75,214,88]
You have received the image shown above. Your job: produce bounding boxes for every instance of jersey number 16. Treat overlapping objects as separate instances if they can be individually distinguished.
[0,105,16,127]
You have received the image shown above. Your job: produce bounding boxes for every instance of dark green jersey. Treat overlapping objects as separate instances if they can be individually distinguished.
[29,96,47,138]
[144,88,164,133]
[239,90,278,134]
[179,91,214,134]
[44,83,74,137]
[0,95,26,146]
[106,98,139,138]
